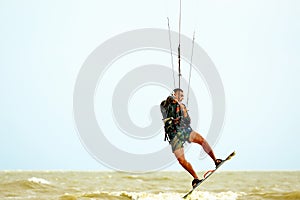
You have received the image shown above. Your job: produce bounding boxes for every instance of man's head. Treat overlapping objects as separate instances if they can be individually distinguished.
[172,88,184,102]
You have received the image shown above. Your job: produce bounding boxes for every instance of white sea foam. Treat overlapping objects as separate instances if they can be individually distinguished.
[109,191,240,200]
[27,177,51,185]
[111,191,183,200]
[191,191,240,200]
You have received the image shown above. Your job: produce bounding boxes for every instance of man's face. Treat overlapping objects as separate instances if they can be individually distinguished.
[175,91,184,102]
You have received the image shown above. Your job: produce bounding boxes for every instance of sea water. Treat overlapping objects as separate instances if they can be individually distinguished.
[0,171,299,200]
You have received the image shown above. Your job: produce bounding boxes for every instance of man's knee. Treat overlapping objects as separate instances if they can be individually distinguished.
[190,131,204,144]
[197,134,204,144]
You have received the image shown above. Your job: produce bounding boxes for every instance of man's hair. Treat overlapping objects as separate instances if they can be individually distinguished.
[173,88,183,93]
[173,88,183,94]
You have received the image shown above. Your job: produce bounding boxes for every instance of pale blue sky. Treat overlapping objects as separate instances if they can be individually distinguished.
[0,0,299,170]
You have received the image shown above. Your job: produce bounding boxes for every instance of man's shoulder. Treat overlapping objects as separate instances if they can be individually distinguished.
[160,96,174,109]
[166,96,177,104]
[180,103,187,108]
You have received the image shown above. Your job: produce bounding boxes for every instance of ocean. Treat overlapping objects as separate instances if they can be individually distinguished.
[0,171,299,200]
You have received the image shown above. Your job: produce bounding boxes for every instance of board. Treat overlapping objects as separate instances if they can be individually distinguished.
[182,151,236,199]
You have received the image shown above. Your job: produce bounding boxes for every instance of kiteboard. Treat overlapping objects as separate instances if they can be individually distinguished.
[182,151,236,199]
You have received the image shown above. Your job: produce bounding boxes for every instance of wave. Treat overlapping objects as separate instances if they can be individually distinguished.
[59,194,78,200]
[121,175,172,182]
[245,191,300,200]
[0,177,53,191]
[79,191,300,200]
[77,190,240,200]
[27,177,51,185]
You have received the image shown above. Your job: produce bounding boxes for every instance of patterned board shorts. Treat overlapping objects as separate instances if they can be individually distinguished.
[169,126,193,152]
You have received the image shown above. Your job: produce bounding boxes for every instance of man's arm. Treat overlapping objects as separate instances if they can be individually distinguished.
[180,103,191,125]
[166,96,182,123]
[180,103,188,117]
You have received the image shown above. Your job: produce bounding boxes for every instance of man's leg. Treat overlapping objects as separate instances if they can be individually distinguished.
[173,148,198,179]
[189,131,217,162]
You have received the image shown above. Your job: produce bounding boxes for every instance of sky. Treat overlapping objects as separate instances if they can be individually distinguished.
[0,0,299,171]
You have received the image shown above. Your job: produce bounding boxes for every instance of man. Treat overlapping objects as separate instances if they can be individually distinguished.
[160,88,222,188]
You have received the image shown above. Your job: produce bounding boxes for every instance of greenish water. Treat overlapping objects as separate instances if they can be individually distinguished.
[0,171,299,200]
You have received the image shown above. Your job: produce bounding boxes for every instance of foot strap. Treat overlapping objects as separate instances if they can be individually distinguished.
[203,170,215,179]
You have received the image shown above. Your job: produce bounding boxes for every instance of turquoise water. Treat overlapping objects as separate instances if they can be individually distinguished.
[0,171,299,200]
